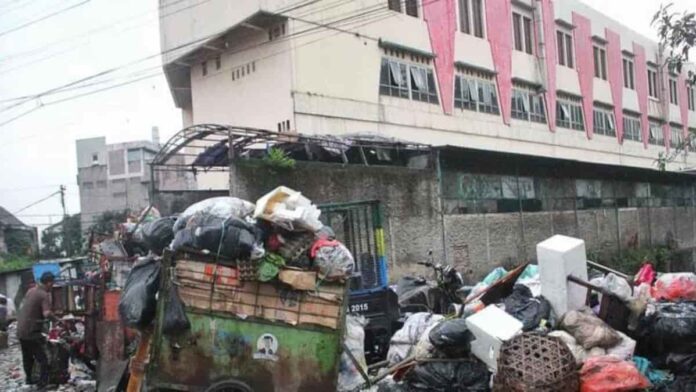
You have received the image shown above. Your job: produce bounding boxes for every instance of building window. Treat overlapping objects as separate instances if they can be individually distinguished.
[82,181,93,190]
[454,70,499,115]
[622,57,635,89]
[388,0,420,17]
[688,85,695,111]
[593,46,607,80]
[556,30,574,68]
[648,67,659,98]
[215,56,221,70]
[669,78,678,105]
[379,57,439,104]
[96,180,107,188]
[649,120,664,146]
[201,61,208,77]
[513,11,533,54]
[593,105,616,137]
[511,86,545,123]
[623,113,642,142]
[556,96,583,130]
[671,125,684,149]
[91,153,98,164]
[268,23,286,41]
[459,0,484,38]
[127,149,142,174]
[689,129,696,152]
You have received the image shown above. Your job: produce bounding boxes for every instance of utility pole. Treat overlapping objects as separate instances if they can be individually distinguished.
[59,185,70,257]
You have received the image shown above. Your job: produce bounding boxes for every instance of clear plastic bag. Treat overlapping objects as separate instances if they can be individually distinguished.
[254,186,322,231]
[338,316,368,392]
[386,313,444,366]
[310,239,355,281]
[173,197,255,232]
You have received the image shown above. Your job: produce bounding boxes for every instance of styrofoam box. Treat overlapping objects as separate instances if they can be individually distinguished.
[466,305,523,372]
[537,235,589,318]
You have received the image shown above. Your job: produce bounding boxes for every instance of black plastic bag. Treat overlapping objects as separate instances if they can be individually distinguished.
[170,217,260,261]
[118,257,161,329]
[653,376,696,392]
[666,353,696,375]
[503,285,551,331]
[428,319,474,358]
[141,216,177,255]
[405,359,490,391]
[636,301,696,356]
[162,285,190,336]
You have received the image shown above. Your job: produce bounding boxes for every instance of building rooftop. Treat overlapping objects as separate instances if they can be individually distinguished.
[0,206,29,229]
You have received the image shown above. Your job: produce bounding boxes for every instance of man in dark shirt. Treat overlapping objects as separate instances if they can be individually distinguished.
[16,272,56,387]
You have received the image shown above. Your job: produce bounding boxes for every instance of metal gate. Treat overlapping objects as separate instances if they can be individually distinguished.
[318,200,388,294]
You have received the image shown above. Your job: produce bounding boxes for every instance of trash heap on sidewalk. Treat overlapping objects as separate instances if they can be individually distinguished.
[347,234,696,392]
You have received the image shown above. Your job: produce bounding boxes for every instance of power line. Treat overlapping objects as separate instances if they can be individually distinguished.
[0,0,91,38]
[12,189,61,214]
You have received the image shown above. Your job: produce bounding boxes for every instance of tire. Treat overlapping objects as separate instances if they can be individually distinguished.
[205,380,254,392]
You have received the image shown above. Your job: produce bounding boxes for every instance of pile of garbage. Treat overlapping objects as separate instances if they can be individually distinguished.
[119,186,355,333]
[341,234,696,392]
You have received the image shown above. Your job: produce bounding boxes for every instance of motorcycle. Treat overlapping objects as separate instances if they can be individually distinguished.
[396,251,468,315]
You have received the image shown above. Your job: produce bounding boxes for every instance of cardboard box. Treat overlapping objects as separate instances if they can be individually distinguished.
[279,268,317,291]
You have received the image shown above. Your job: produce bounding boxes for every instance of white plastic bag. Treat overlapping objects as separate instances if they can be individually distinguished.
[312,240,355,281]
[254,186,322,231]
[606,331,636,361]
[549,330,587,364]
[173,197,255,231]
[386,313,444,366]
[338,316,368,392]
[601,273,633,302]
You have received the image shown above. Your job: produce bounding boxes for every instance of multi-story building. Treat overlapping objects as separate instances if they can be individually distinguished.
[159,0,695,171]
[75,128,189,231]
[158,0,696,270]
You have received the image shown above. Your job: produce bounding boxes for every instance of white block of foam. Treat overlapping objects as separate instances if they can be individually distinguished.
[537,235,588,318]
[466,305,523,372]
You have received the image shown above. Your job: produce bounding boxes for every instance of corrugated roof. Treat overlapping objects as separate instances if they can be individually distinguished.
[0,206,28,228]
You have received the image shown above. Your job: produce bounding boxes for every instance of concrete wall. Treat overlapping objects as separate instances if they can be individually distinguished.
[153,190,229,216]
[443,206,696,281]
[229,159,443,280]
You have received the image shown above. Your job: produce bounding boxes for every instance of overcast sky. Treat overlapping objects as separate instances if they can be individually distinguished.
[0,0,692,234]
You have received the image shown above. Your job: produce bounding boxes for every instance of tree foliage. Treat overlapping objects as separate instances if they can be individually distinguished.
[88,210,129,235]
[40,214,82,258]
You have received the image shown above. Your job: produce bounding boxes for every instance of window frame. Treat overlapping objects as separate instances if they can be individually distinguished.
[622,113,642,142]
[556,29,574,68]
[511,85,546,123]
[454,71,499,115]
[556,97,584,130]
[669,78,679,105]
[458,0,484,38]
[379,56,439,104]
[671,125,684,149]
[388,0,420,18]
[593,45,607,80]
[592,106,617,137]
[648,120,665,146]
[512,10,533,55]
[622,57,635,89]
[688,85,695,111]
[647,67,659,99]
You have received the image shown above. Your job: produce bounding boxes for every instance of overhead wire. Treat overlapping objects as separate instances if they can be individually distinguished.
[0,0,437,125]
[12,189,61,214]
[0,0,91,38]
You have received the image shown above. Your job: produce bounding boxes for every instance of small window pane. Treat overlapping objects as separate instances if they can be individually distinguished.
[565,34,574,68]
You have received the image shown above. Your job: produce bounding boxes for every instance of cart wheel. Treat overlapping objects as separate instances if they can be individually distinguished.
[205,380,254,392]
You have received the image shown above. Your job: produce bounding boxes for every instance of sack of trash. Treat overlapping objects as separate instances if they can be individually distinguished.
[254,186,322,231]
[118,257,161,329]
[404,359,490,392]
[560,308,621,349]
[170,216,263,261]
[162,284,190,335]
[310,239,355,281]
[651,273,696,301]
[599,273,633,302]
[386,313,444,366]
[549,330,590,364]
[502,284,551,331]
[427,318,473,358]
[173,197,255,232]
[637,301,696,354]
[579,356,651,392]
[338,316,367,392]
[141,216,177,255]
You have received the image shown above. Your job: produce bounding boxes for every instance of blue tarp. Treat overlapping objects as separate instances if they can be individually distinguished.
[32,263,61,282]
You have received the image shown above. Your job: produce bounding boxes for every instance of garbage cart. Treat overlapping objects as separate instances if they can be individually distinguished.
[144,249,348,392]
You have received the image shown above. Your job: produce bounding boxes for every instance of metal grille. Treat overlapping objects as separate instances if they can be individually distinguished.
[319,201,386,292]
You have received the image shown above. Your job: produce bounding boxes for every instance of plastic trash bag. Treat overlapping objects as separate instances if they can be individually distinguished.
[428,318,473,358]
[338,316,367,392]
[653,376,696,392]
[516,264,541,297]
[560,308,621,349]
[633,356,673,387]
[666,352,696,375]
[502,284,551,331]
[600,273,633,302]
[465,267,507,302]
[162,284,190,336]
[254,186,322,231]
[257,253,285,282]
[651,273,696,301]
[310,239,355,281]
[141,216,177,255]
[640,301,696,341]
[386,313,444,366]
[605,331,636,361]
[549,330,587,364]
[118,257,161,329]
[170,217,262,261]
[580,356,651,392]
[634,263,656,286]
[173,197,255,232]
[404,359,490,392]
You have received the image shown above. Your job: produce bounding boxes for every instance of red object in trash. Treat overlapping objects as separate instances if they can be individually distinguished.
[580,356,651,392]
[634,263,656,286]
[651,273,696,301]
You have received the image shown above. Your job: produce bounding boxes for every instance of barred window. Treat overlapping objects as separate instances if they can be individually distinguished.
[592,106,616,137]
[556,97,583,130]
[623,114,642,142]
[649,120,664,146]
[454,71,499,115]
[511,86,545,123]
[379,57,439,104]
